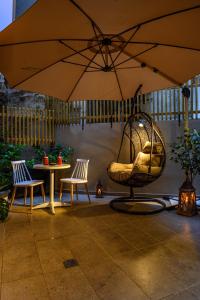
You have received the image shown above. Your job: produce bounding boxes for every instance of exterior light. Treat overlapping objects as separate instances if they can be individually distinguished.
[96,181,104,198]
[177,175,197,216]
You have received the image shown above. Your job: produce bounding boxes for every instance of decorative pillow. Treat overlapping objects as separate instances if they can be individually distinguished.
[142,141,163,154]
[134,152,161,167]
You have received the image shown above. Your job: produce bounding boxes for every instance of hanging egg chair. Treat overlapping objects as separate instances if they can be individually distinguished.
[107,111,166,214]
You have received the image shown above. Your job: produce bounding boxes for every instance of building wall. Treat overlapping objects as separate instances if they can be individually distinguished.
[56,120,200,195]
[15,0,36,18]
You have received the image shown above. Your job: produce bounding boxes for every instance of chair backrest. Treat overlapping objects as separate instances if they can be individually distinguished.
[11,160,32,184]
[71,159,89,180]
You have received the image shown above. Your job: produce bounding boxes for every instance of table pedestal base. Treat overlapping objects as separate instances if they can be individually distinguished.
[32,201,71,214]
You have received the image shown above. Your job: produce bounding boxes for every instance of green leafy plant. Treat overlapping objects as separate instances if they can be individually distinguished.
[0,143,24,188]
[0,198,9,221]
[27,144,74,168]
[170,129,200,182]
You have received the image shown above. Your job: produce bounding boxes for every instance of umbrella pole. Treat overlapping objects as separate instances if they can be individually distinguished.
[129,84,142,199]
[182,86,190,134]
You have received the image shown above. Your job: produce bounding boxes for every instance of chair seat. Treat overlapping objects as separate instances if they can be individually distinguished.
[14,180,44,187]
[60,178,88,184]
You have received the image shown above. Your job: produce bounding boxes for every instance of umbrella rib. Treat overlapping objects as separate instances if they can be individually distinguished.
[0,38,98,48]
[115,66,141,70]
[115,44,182,86]
[62,60,100,70]
[11,42,101,89]
[111,4,200,39]
[152,68,182,86]
[107,46,124,101]
[86,70,107,72]
[69,0,103,35]
[59,40,103,68]
[110,26,141,68]
[92,22,107,66]
[114,44,157,68]
[66,50,101,102]
[112,40,200,53]
[123,49,182,86]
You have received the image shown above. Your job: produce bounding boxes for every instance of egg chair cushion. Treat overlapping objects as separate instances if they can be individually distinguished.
[108,162,133,182]
[132,164,161,177]
[142,141,163,154]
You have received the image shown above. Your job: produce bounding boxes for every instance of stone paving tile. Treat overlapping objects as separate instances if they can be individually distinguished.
[4,222,34,247]
[64,233,148,300]
[36,237,74,274]
[163,290,199,300]
[112,246,185,300]
[3,196,200,299]
[2,241,43,283]
[45,268,100,300]
[0,223,5,248]
[7,209,30,222]
[1,275,50,300]
[30,214,88,241]
[112,222,159,251]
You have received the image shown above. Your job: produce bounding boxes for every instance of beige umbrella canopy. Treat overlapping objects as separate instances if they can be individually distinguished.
[0,0,200,101]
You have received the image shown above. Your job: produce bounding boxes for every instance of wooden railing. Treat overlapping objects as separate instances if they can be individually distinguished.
[1,76,200,145]
[0,106,55,145]
[45,76,200,126]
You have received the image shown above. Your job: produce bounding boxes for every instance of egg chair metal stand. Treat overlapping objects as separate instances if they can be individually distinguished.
[107,97,166,214]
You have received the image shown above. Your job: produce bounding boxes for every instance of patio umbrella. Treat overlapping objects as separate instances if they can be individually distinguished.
[0,0,200,101]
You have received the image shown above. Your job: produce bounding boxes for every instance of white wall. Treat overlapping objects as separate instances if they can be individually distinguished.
[56,119,200,195]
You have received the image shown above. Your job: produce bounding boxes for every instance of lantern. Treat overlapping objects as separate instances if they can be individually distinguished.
[96,181,104,198]
[177,175,197,216]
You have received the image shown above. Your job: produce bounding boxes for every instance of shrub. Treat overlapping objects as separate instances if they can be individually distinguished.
[0,143,24,188]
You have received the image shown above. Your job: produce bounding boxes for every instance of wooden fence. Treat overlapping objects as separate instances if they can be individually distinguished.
[1,76,200,145]
[45,76,200,126]
[0,106,55,145]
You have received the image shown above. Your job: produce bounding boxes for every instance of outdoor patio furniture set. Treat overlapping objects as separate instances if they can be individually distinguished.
[10,159,90,215]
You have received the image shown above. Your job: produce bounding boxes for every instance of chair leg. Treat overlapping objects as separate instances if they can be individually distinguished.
[40,184,46,203]
[30,186,34,213]
[59,181,63,202]
[84,183,91,204]
[10,186,17,209]
[70,184,74,207]
[75,184,79,202]
[24,187,27,206]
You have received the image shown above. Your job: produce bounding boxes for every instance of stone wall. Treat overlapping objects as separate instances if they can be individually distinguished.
[0,87,45,109]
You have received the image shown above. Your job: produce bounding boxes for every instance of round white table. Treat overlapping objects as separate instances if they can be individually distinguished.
[33,164,70,214]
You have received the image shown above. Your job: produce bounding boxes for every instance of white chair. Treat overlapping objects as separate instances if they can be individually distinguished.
[59,159,90,206]
[10,160,45,212]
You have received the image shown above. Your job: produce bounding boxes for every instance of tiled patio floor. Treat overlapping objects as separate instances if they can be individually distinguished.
[1,194,200,299]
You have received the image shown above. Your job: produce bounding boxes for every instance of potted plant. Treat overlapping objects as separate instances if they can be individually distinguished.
[170,129,200,216]
[170,129,200,183]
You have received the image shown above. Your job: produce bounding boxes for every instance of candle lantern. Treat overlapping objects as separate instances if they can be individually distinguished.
[177,175,197,216]
[96,181,104,198]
